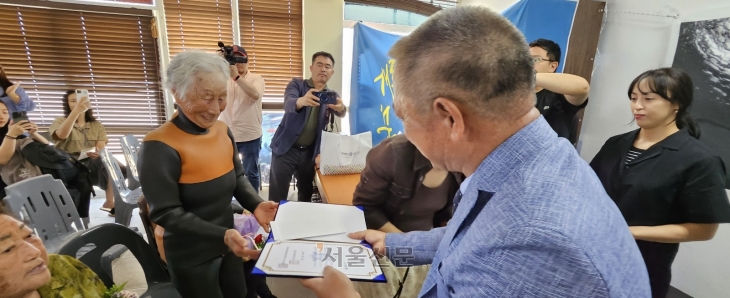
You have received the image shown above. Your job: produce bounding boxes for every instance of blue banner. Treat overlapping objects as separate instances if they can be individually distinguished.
[349,2,577,145]
[502,0,578,73]
[349,22,404,145]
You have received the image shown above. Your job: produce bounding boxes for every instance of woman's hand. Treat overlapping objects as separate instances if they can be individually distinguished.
[74,96,92,113]
[253,201,278,232]
[241,247,262,261]
[7,120,31,138]
[224,229,250,257]
[4,82,20,97]
[27,122,38,134]
[86,147,100,159]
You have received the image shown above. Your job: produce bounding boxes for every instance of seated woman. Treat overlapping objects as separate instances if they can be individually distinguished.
[0,101,94,225]
[0,64,36,114]
[351,134,462,297]
[48,90,125,216]
[0,101,47,187]
[0,204,137,298]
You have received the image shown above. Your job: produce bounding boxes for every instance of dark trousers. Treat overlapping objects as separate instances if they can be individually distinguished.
[268,146,315,202]
[167,251,246,298]
[243,260,274,298]
[236,137,262,193]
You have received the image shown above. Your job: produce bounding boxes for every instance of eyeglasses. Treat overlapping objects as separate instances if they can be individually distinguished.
[532,57,555,63]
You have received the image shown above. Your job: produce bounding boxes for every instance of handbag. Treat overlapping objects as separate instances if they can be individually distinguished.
[319,131,372,175]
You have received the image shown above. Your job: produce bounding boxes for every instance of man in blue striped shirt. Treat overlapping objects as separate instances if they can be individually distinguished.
[302,6,650,298]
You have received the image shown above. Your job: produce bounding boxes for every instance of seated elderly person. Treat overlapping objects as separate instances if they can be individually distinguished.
[352,134,462,297]
[0,204,137,298]
[138,50,277,298]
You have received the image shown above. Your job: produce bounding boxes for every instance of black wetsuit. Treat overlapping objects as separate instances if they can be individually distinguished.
[139,111,263,298]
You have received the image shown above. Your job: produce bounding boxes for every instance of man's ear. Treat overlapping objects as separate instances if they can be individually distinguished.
[433,97,465,142]
[551,61,559,73]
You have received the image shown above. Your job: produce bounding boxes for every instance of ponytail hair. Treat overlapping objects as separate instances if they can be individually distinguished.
[628,67,701,139]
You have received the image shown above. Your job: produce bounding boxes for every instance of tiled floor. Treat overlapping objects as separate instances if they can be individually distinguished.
[90,186,317,297]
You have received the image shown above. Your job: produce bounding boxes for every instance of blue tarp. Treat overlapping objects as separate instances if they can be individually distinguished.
[349,1,577,141]
[502,0,578,72]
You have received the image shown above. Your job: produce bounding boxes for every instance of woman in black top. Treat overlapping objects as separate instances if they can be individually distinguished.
[590,68,730,298]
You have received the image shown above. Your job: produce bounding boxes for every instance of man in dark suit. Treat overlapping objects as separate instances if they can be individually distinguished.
[268,51,346,202]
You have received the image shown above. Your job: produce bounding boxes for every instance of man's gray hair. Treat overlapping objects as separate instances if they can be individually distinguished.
[390,6,535,118]
[165,50,229,101]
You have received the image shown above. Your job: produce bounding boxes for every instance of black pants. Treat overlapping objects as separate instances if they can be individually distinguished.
[268,146,315,202]
[168,252,247,298]
[243,260,274,298]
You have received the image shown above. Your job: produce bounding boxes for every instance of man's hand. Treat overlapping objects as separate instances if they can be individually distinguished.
[327,97,346,114]
[253,201,278,232]
[224,229,249,257]
[296,89,321,110]
[349,230,387,256]
[229,65,239,79]
[300,266,360,298]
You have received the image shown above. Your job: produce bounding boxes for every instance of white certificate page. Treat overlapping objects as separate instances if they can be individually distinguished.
[254,240,383,281]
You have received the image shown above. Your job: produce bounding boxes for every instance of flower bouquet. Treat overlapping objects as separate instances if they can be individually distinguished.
[103,282,139,298]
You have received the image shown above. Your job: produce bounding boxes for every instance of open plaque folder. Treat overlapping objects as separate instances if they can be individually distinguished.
[252,201,386,283]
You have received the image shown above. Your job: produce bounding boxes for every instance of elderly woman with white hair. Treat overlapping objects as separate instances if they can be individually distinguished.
[138,51,278,298]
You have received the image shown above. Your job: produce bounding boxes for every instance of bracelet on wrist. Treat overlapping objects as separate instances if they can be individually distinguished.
[5,135,18,139]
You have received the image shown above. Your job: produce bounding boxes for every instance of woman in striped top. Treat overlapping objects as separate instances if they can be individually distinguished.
[589,68,730,298]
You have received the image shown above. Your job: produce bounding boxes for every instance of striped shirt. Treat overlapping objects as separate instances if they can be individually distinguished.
[626,146,646,164]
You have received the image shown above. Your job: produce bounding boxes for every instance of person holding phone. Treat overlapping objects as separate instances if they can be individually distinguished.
[0,65,35,114]
[0,100,47,187]
[268,51,347,203]
[49,90,125,215]
[589,68,730,297]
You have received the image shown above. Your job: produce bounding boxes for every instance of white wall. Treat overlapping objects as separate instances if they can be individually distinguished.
[458,0,518,12]
[579,1,730,297]
[303,0,344,93]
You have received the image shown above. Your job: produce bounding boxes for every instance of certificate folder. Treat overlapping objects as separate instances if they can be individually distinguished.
[252,201,386,283]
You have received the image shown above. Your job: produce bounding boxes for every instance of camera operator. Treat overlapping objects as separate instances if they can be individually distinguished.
[218,44,265,192]
[268,52,346,203]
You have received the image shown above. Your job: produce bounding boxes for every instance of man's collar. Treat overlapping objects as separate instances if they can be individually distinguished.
[306,78,328,90]
[467,117,554,194]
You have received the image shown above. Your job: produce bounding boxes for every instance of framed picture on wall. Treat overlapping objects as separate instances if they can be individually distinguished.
[671,16,730,188]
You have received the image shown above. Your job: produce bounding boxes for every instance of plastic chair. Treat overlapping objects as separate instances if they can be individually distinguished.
[120,135,141,190]
[3,175,85,242]
[136,195,166,267]
[57,223,181,297]
[99,148,142,226]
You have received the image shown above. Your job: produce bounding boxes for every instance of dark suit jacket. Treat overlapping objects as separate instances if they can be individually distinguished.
[270,78,346,158]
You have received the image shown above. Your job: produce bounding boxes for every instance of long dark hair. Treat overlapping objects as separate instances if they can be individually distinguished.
[0,101,9,144]
[62,90,96,122]
[627,68,700,139]
[0,67,12,97]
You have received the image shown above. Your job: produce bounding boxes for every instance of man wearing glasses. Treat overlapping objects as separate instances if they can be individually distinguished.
[530,39,590,145]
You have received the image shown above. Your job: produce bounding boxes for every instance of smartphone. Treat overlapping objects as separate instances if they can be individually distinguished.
[75,89,89,100]
[11,111,28,124]
[312,91,338,105]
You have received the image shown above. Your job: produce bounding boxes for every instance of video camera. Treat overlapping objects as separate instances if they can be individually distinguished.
[218,41,248,65]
